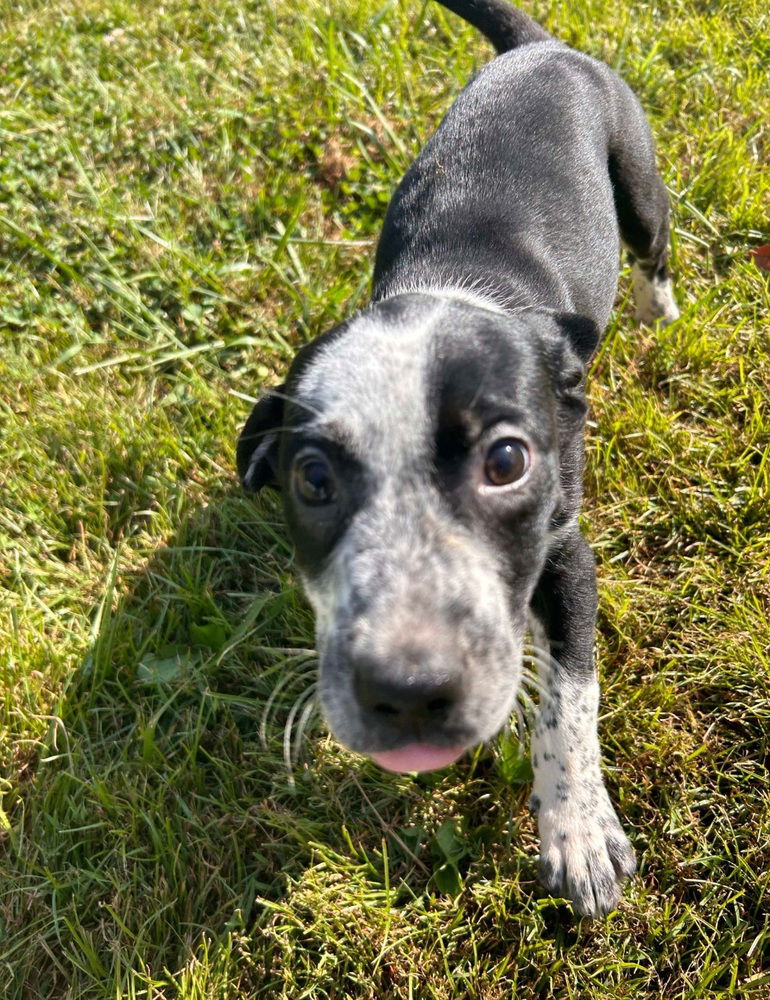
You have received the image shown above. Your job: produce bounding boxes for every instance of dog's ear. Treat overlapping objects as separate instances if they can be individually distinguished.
[236,388,284,492]
[539,312,598,417]
[551,312,600,365]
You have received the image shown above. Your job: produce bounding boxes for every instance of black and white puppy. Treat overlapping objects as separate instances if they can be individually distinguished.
[237,0,679,917]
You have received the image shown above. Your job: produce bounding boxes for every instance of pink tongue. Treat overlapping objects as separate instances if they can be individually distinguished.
[369,743,465,773]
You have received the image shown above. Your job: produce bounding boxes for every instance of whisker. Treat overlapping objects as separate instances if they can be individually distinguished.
[283,684,318,785]
[292,695,320,767]
[238,423,304,445]
[516,687,538,726]
[510,702,527,746]
[259,664,318,747]
[523,641,553,669]
[532,640,564,673]
[523,644,565,686]
[519,663,550,699]
[263,386,324,419]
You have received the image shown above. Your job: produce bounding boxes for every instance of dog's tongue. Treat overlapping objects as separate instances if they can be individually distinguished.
[369,743,465,773]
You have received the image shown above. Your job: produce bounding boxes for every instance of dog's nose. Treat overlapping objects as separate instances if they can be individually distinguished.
[353,654,463,727]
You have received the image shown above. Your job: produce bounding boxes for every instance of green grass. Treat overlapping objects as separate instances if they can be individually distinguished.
[1,0,768,996]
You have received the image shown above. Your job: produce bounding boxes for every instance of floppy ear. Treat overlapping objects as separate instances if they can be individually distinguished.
[539,312,599,418]
[551,312,600,365]
[236,388,285,492]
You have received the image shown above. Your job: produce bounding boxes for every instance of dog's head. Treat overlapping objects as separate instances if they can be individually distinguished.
[237,293,596,771]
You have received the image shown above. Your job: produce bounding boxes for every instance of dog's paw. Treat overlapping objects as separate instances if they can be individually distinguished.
[533,795,636,918]
[631,263,680,327]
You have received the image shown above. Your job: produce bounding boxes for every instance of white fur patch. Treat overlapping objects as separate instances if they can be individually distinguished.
[381,281,509,316]
[631,263,680,326]
[530,672,636,917]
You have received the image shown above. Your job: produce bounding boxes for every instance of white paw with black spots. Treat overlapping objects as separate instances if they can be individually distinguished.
[529,673,636,918]
[533,792,636,918]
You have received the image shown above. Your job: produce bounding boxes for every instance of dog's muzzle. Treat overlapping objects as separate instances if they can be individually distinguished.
[350,638,469,771]
[305,493,528,772]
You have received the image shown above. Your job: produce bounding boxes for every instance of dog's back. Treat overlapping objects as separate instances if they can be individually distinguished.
[373,0,675,331]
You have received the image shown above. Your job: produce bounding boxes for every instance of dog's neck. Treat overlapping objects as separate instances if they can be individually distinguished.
[373,281,511,317]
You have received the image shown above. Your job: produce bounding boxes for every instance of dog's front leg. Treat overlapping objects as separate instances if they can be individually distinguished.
[528,530,636,917]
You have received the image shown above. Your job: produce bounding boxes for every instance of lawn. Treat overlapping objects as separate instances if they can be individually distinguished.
[1,0,768,996]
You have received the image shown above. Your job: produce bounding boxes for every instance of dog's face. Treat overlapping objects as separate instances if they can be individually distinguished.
[238,294,595,770]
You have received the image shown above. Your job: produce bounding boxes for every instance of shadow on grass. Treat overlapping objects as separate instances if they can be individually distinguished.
[5,486,571,997]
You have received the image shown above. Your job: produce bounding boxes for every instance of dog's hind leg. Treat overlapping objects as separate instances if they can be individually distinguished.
[528,530,636,917]
[608,89,680,326]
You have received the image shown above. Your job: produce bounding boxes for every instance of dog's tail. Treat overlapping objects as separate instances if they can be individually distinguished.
[433,0,551,54]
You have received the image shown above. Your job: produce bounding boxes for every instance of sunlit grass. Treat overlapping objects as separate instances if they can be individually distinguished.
[1,0,768,996]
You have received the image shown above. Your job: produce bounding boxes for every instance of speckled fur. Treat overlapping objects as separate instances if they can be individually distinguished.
[529,668,636,917]
[298,303,532,753]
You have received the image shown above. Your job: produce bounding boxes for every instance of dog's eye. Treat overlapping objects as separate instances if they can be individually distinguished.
[483,438,530,487]
[293,454,337,505]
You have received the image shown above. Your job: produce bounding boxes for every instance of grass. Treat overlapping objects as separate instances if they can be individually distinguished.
[0,0,768,996]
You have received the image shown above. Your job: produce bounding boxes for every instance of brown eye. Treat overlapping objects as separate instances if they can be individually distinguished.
[293,454,336,505]
[483,438,530,487]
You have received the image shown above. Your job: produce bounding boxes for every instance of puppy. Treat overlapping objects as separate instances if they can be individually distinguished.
[237,0,679,917]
